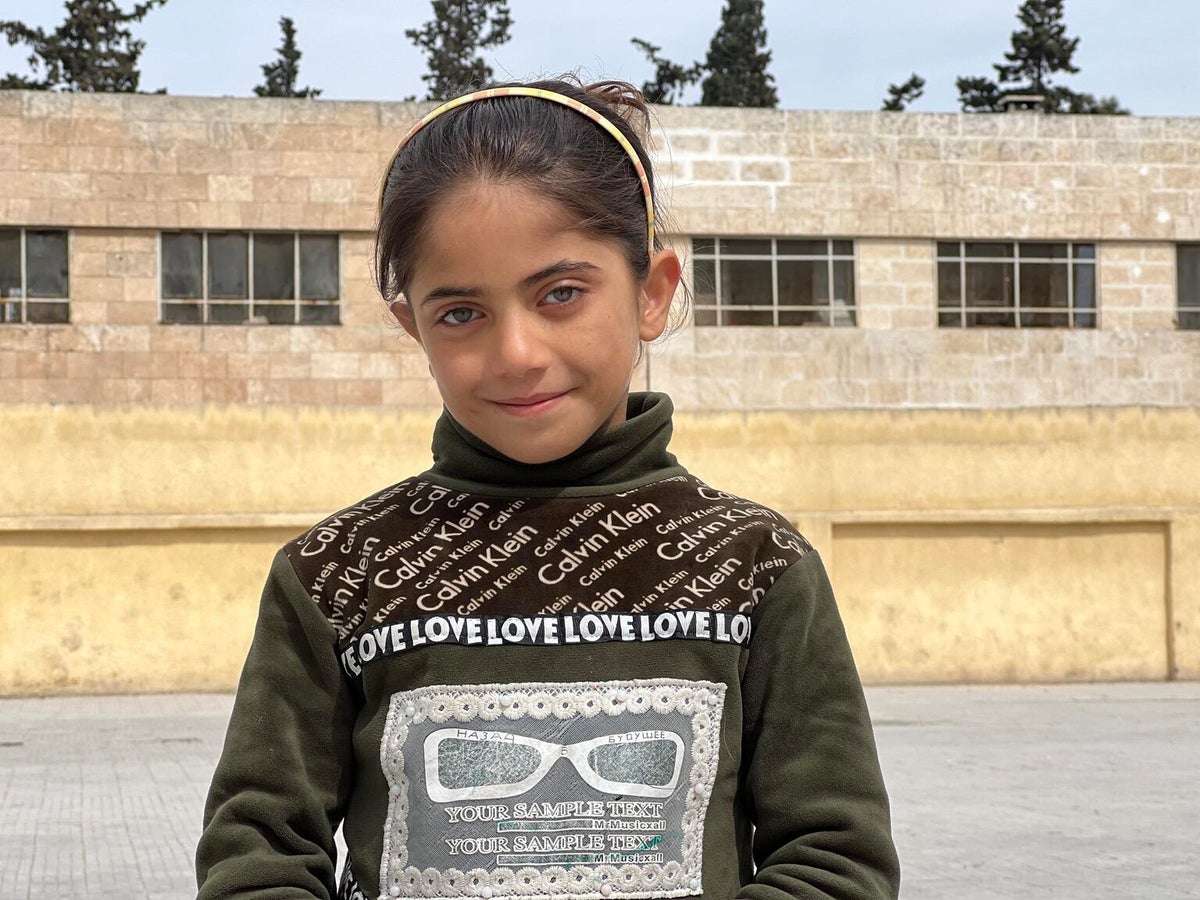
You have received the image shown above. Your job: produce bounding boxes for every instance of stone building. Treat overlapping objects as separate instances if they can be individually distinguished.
[1,91,1197,694]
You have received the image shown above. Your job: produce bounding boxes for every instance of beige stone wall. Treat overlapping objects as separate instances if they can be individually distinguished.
[3,91,1198,411]
[655,107,1200,240]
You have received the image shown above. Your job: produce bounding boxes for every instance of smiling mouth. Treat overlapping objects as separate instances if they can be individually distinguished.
[492,391,570,416]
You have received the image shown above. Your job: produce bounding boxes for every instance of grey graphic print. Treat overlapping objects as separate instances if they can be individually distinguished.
[285,475,811,672]
[379,679,725,898]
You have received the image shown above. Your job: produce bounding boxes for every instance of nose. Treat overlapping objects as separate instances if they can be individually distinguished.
[488,310,550,379]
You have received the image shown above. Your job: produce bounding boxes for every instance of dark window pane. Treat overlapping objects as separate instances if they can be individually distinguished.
[26,301,69,323]
[939,309,964,327]
[1179,310,1200,330]
[965,242,1014,259]
[692,258,716,307]
[1178,245,1200,308]
[254,302,295,325]
[162,301,202,324]
[966,309,1015,327]
[162,232,202,299]
[777,260,827,307]
[936,241,960,258]
[691,237,715,255]
[831,240,854,256]
[693,306,717,326]
[938,261,962,305]
[964,261,1013,309]
[26,230,68,297]
[1073,244,1096,260]
[0,300,20,323]
[721,259,773,307]
[300,234,338,301]
[721,308,772,326]
[208,232,248,299]
[1019,311,1070,328]
[1019,262,1069,309]
[299,303,340,325]
[254,232,294,299]
[1074,310,1097,329]
[1020,242,1069,259]
[777,239,827,256]
[209,302,249,324]
[0,230,20,302]
[1073,264,1096,313]
[832,260,855,319]
[721,238,772,256]
[779,308,830,326]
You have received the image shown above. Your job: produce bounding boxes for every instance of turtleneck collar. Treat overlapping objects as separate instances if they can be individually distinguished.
[423,392,685,496]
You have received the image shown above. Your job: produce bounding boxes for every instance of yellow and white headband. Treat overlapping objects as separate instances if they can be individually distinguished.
[379,86,656,251]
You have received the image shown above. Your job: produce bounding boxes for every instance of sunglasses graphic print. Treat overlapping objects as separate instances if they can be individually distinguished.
[426,728,686,802]
[379,679,726,899]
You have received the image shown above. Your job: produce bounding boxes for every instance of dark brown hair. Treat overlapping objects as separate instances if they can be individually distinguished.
[375,78,662,304]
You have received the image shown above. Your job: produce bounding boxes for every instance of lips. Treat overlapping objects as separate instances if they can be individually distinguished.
[492,390,570,416]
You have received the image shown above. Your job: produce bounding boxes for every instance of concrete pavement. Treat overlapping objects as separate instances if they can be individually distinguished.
[1,683,1197,899]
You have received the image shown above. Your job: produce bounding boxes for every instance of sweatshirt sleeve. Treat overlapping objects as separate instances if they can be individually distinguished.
[196,549,359,899]
[736,550,900,900]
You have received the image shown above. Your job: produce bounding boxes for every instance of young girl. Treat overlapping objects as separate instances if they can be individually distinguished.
[196,79,900,900]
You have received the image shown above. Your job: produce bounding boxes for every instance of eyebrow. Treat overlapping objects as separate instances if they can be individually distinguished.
[419,259,600,307]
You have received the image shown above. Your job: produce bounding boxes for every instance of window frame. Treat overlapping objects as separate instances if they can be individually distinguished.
[0,227,71,325]
[1176,243,1200,330]
[936,240,1097,329]
[691,236,858,327]
[158,230,341,326]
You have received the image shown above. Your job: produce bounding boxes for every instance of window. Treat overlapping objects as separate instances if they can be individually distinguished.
[937,241,1096,328]
[160,231,340,325]
[1178,244,1200,330]
[0,228,69,324]
[692,237,856,326]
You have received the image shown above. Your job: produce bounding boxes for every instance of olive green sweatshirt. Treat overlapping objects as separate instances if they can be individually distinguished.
[196,392,899,900]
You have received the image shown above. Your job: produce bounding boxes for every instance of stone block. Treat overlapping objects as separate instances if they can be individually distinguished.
[309,178,355,203]
[203,379,248,404]
[692,160,735,181]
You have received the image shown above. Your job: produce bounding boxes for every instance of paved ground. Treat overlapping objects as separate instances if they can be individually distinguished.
[1,683,1197,899]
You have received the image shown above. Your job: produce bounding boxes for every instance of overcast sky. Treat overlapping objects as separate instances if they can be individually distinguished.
[1,1,1197,115]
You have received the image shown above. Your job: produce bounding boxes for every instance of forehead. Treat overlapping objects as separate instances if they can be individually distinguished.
[409,181,625,291]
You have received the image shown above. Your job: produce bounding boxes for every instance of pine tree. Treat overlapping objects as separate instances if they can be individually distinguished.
[956,0,1128,114]
[254,16,321,99]
[881,73,925,111]
[405,0,512,102]
[699,0,778,108]
[1,0,168,92]
[631,38,701,105]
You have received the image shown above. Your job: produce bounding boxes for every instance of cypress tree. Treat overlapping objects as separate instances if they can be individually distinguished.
[956,0,1127,114]
[254,16,321,98]
[405,0,513,101]
[881,73,925,111]
[699,0,778,108]
[630,38,701,105]
[1,0,168,92]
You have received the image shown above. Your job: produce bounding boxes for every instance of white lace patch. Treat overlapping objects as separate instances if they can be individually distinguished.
[379,679,725,899]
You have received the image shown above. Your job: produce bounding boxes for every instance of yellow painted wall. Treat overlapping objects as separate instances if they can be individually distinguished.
[1,403,1196,694]
[831,522,1169,683]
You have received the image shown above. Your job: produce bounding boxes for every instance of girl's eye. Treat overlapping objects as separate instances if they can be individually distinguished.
[544,285,582,306]
[437,306,480,326]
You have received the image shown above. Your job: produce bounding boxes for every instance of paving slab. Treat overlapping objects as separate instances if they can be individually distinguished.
[1,683,1197,898]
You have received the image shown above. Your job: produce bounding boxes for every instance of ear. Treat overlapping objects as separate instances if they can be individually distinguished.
[638,248,682,342]
[389,298,422,345]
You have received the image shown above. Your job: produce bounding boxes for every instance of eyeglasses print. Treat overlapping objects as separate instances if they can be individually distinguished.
[424,728,685,803]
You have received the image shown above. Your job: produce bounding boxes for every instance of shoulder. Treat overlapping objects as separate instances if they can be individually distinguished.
[280,477,448,634]
[630,473,814,604]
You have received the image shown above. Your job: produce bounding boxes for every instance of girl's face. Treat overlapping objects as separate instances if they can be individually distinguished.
[396,181,681,465]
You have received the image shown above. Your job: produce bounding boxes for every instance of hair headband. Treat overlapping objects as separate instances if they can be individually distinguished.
[379,86,656,251]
